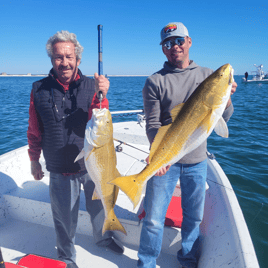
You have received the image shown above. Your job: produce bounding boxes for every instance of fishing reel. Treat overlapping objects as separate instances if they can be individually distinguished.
[115,143,123,152]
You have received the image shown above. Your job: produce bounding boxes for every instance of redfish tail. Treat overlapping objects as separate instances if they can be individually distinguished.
[109,175,143,209]
[102,210,127,236]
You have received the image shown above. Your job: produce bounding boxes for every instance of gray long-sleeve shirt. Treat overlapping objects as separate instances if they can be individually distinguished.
[143,60,234,164]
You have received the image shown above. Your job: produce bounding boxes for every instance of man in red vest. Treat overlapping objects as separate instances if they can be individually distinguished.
[27,30,123,268]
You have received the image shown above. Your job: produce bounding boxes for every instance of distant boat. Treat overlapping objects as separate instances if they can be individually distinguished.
[242,64,268,83]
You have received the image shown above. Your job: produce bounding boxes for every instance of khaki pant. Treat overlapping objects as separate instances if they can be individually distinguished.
[49,171,112,264]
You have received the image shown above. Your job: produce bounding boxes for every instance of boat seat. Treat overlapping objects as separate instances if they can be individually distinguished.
[17,254,67,268]
[138,196,183,228]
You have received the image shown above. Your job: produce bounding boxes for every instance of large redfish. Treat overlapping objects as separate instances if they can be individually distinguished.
[110,63,234,209]
[75,108,126,235]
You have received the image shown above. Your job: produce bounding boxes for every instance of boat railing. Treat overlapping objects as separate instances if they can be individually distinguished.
[111,109,145,124]
[111,109,144,116]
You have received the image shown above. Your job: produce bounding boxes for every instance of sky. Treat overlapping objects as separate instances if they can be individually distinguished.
[0,0,267,76]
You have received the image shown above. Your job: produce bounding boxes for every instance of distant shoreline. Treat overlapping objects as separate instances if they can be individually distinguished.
[0,74,149,77]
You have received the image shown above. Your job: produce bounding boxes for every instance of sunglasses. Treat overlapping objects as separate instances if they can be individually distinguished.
[50,88,78,122]
[163,37,185,50]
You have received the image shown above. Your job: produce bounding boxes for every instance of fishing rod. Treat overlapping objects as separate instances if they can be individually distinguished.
[97,24,104,108]
[114,138,149,154]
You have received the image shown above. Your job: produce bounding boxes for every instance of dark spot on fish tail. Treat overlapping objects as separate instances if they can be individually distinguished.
[133,179,136,182]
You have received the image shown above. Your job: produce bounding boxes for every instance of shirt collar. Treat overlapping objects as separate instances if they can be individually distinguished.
[55,73,81,92]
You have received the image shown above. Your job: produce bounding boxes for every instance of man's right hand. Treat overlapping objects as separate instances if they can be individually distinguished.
[31,161,44,180]
[145,156,171,177]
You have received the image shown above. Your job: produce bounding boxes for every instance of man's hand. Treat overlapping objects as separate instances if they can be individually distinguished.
[145,156,171,177]
[31,161,44,180]
[231,81,237,95]
[226,81,237,109]
[94,73,109,99]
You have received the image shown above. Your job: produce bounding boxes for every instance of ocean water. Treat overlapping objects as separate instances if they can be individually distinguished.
[0,75,267,267]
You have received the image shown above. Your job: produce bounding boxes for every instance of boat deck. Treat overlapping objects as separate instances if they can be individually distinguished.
[0,219,179,268]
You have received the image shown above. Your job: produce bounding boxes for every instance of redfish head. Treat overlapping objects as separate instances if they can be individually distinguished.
[85,108,113,148]
[202,63,234,109]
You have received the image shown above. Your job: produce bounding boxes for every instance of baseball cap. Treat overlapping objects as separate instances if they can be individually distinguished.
[160,22,189,45]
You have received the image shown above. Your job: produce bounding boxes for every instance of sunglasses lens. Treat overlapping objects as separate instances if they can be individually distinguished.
[175,37,185,46]
[163,40,172,49]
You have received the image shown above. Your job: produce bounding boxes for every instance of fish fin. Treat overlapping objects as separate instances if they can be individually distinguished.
[110,169,121,206]
[149,103,184,162]
[102,210,127,235]
[85,147,96,161]
[214,117,229,138]
[74,149,85,162]
[113,186,120,205]
[109,175,143,209]
[92,189,101,200]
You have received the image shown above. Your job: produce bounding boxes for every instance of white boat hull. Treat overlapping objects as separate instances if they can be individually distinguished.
[0,119,259,267]
[242,78,268,83]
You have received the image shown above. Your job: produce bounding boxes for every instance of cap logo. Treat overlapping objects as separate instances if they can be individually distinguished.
[164,24,177,33]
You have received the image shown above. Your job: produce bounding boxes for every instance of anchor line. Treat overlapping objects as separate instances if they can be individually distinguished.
[250,203,264,225]
[205,178,233,191]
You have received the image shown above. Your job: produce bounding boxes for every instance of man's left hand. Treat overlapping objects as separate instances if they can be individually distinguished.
[231,81,237,95]
[226,81,237,109]
[94,73,109,99]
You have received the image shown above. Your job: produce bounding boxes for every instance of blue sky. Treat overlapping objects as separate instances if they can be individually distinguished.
[1,0,267,75]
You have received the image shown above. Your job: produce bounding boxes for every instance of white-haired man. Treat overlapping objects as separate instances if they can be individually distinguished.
[27,30,123,268]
